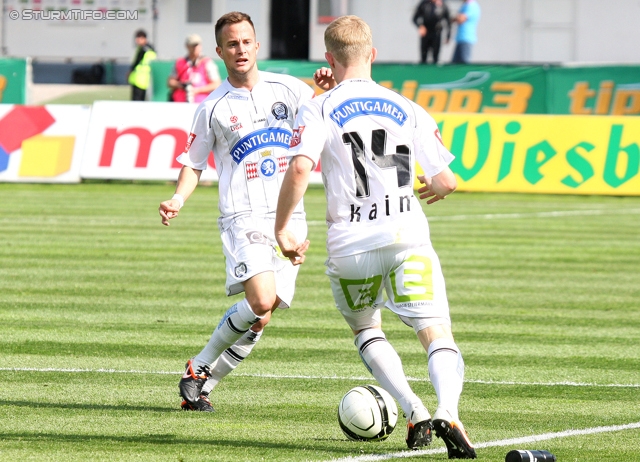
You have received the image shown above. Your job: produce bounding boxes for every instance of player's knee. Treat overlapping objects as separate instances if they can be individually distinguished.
[423,323,453,341]
[245,294,276,316]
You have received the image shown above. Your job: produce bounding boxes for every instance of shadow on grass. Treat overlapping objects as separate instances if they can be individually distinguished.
[0,430,365,456]
[0,399,176,413]
[0,401,399,456]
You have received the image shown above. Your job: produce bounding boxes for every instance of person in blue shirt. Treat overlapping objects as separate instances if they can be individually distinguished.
[451,0,480,64]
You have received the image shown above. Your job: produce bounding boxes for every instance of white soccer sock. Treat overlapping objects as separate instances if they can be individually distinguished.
[355,328,423,418]
[193,299,262,369]
[201,329,264,394]
[428,337,464,421]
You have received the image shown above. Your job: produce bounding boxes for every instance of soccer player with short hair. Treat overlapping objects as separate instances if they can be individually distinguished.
[159,11,314,412]
[275,15,476,459]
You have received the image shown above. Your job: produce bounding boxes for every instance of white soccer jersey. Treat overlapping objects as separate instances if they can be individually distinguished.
[289,78,455,258]
[177,71,315,225]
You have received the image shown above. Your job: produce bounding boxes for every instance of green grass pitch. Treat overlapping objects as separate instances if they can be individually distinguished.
[0,182,638,461]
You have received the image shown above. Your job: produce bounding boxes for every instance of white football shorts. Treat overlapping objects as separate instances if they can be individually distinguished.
[325,243,451,332]
[220,215,307,308]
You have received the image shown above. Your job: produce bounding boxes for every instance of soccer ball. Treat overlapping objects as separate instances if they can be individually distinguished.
[337,385,398,441]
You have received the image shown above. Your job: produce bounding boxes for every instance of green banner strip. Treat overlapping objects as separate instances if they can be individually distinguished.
[0,58,28,104]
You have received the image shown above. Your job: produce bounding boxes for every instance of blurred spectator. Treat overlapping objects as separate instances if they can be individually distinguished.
[412,0,451,64]
[452,0,481,64]
[128,29,156,101]
[168,34,222,103]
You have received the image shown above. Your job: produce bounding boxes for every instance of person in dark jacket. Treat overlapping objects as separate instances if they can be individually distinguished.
[413,0,451,64]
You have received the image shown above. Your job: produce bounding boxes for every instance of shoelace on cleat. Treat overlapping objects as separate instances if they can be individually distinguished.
[193,363,211,378]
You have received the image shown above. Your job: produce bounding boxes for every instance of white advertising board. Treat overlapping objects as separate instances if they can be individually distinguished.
[80,101,218,181]
[0,105,90,183]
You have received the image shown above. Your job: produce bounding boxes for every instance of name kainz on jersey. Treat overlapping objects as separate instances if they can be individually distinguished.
[350,194,414,222]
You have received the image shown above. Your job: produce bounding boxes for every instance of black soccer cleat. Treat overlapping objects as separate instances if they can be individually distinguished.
[406,407,433,449]
[178,359,212,407]
[433,409,477,459]
[181,392,214,412]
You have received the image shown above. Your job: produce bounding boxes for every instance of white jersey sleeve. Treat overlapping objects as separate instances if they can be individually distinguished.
[413,107,454,178]
[289,99,327,169]
[178,102,213,171]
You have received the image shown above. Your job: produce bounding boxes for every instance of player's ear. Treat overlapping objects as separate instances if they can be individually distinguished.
[325,52,335,68]
[216,46,222,59]
[371,47,378,64]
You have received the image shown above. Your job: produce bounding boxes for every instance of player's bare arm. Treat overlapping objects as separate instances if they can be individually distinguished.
[313,67,337,92]
[275,155,314,265]
[417,167,457,205]
[159,166,202,226]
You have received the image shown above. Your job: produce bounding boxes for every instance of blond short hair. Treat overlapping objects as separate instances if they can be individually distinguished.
[324,15,372,66]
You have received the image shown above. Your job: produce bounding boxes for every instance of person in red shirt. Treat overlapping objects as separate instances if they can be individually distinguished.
[168,34,222,102]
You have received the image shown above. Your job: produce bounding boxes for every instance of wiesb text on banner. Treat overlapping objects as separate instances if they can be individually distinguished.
[431,113,640,195]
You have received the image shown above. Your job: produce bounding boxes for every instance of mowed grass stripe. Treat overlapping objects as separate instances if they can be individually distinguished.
[2,367,640,389]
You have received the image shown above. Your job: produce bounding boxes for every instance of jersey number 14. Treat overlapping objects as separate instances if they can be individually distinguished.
[342,129,412,198]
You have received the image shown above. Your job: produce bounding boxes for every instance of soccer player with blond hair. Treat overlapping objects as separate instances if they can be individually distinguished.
[275,15,476,459]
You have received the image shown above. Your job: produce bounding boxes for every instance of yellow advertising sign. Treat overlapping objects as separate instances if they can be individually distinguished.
[19,135,75,177]
[425,113,640,196]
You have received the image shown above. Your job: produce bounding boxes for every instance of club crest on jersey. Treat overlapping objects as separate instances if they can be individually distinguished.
[230,127,292,164]
[234,263,247,278]
[183,132,196,153]
[271,102,289,120]
[290,126,305,147]
[330,98,407,127]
